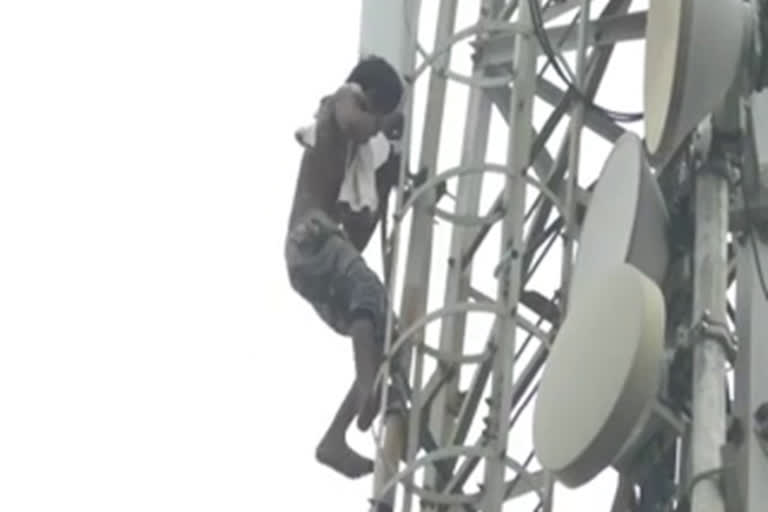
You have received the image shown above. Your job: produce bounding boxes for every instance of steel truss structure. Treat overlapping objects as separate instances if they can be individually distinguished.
[362,1,768,512]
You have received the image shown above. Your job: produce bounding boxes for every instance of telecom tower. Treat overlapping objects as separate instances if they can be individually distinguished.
[359,0,768,511]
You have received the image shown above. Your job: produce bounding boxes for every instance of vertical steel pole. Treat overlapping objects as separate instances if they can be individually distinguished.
[560,0,590,310]
[427,0,504,488]
[689,143,729,512]
[688,88,743,512]
[372,1,459,510]
[482,0,538,510]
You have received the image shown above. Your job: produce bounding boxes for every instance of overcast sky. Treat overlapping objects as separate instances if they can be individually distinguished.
[0,1,647,510]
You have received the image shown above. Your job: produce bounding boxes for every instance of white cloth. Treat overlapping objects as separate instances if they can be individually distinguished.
[295,112,392,214]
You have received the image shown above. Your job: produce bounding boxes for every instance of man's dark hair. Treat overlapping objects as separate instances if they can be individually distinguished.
[346,56,403,114]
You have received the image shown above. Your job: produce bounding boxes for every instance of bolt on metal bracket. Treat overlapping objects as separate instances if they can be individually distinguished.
[685,310,739,364]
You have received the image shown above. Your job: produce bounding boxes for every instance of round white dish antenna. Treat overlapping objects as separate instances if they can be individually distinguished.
[644,0,752,165]
[533,263,666,488]
[569,132,669,306]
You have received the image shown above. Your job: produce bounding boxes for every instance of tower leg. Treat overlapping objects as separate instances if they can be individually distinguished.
[481,1,538,511]
[689,145,729,512]
[734,231,768,511]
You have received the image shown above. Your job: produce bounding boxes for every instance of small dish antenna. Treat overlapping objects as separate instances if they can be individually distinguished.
[533,263,667,488]
[644,0,762,165]
[568,132,669,306]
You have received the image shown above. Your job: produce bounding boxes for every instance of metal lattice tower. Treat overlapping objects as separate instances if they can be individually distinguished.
[360,0,768,511]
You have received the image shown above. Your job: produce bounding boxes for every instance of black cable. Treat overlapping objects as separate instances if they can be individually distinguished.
[530,0,640,121]
[527,0,644,123]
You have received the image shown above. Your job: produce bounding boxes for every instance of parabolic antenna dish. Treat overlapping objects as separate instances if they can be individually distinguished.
[568,132,669,306]
[533,263,666,488]
[644,0,750,165]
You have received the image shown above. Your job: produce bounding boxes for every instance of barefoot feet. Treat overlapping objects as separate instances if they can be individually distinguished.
[315,439,373,479]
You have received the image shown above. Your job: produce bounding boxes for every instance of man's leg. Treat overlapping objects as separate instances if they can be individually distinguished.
[349,315,384,431]
[315,380,374,478]
[285,213,379,477]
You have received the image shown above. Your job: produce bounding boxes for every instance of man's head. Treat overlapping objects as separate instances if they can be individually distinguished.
[346,56,403,116]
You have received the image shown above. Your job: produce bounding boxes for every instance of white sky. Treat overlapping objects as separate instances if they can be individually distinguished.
[0,1,648,510]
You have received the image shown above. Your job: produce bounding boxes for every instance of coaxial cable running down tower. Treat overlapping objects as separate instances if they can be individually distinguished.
[359,0,768,511]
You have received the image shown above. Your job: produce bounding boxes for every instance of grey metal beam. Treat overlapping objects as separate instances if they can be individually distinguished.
[506,470,547,499]
[540,0,584,22]
[373,1,642,510]
[486,71,626,144]
[560,0,591,314]
[372,0,457,509]
[448,344,494,452]
[609,477,637,512]
[522,0,632,291]
[500,0,582,24]
[413,294,553,483]
[441,340,548,500]
[482,0,538,508]
[464,3,614,280]
[465,0,629,276]
[536,76,626,142]
[734,235,768,512]
[468,81,591,281]
[480,11,647,65]
[426,0,502,497]
[485,82,555,178]
[468,287,551,342]
[688,144,730,512]
[442,5,629,504]
[384,62,574,511]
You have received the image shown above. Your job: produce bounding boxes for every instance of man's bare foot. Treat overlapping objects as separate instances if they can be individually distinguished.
[315,440,373,479]
[356,382,381,431]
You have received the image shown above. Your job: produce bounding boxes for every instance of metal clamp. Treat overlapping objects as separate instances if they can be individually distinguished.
[685,310,739,364]
[689,119,743,187]
[753,402,768,456]
[691,119,714,164]
[493,242,520,278]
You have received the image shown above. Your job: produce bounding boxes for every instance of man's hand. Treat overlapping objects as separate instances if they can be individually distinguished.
[333,85,379,143]
[334,85,405,143]
[381,111,405,140]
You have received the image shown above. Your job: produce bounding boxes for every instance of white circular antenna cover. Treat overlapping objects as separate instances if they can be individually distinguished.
[644,0,684,158]
[644,0,750,165]
[533,263,666,488]
[569,132,669,305]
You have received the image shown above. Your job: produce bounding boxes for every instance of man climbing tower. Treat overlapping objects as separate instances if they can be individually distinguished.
[284,56,404,479]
